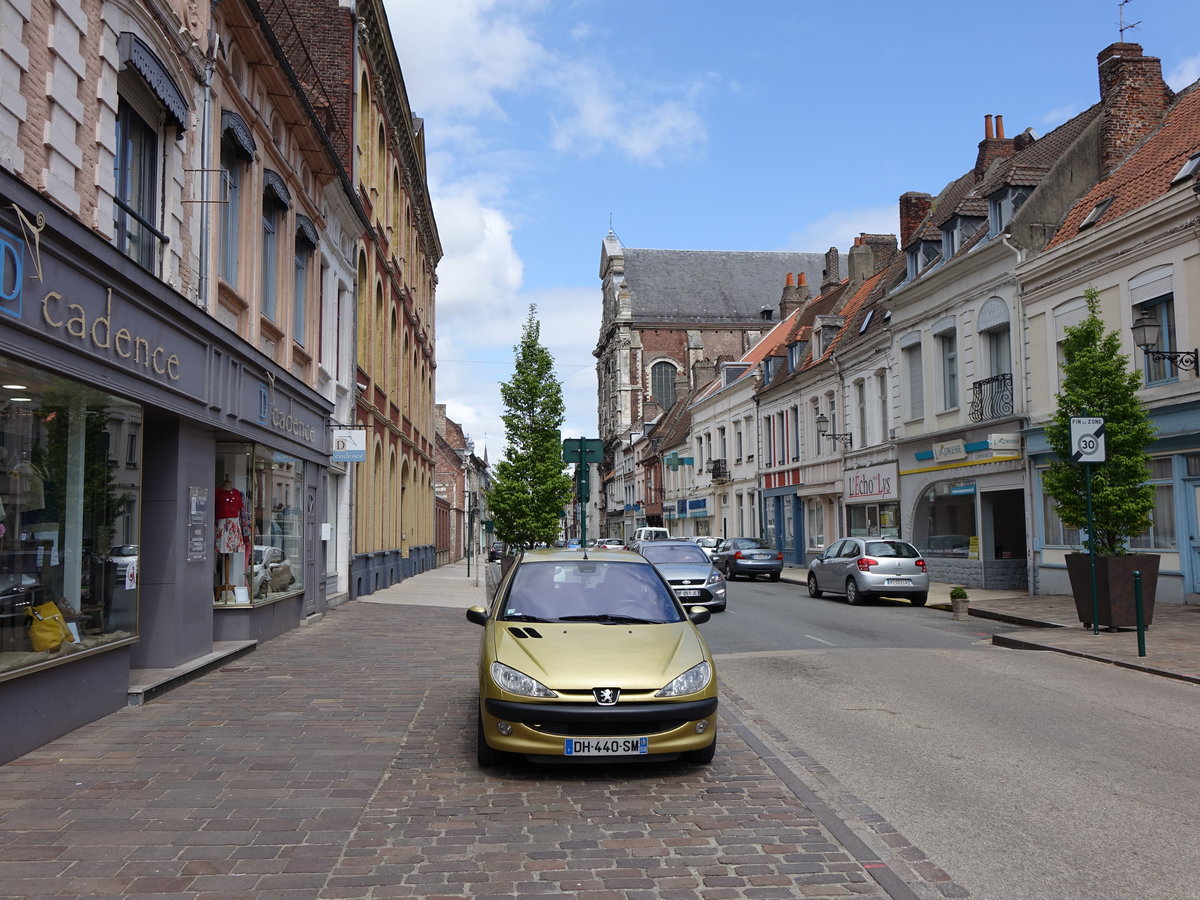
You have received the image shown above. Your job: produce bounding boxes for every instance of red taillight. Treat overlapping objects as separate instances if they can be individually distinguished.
[916,558,927,571]
[775,551,783,560]
[734,550,745,559]
[856,557,878,572]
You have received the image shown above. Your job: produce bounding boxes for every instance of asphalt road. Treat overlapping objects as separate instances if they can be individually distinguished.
[706,577,1200,900]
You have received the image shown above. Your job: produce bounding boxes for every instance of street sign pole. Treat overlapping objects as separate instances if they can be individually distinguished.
[1070,416,1106,636]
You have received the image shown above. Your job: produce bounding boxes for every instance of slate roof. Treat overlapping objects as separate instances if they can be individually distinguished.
[976,106,1101,197]
[623,249,840,323]
[690,306,803,404]
[1046,81,1200,249]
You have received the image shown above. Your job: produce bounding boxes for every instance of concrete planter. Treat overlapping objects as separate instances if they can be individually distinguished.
[1064,553,1158,629]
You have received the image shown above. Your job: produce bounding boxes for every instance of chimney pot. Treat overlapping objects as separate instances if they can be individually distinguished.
[786,272,795,286]
[798,272,806,285]
[996,114,1005,139]
[985,114,994,139]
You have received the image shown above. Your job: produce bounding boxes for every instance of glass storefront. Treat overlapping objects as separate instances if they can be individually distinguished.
[912,480,978,559]
[215,443,304,605]
[0,355,141,675]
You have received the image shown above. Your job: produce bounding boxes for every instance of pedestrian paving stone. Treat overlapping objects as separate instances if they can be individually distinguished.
[0,562,969,899]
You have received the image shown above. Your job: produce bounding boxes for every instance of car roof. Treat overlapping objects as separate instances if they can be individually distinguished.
[516,548,644,563]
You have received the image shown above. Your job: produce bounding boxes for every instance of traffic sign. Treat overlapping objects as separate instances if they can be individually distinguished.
[1070,417,1106,463]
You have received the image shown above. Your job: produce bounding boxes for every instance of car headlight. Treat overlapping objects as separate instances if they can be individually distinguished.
[656,661,712,697]
[490,661,557,698]
[707,570,723,585]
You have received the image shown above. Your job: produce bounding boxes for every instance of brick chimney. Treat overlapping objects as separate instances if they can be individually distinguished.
[820,246,841,292]
[860,233,898,273]
[899,192,932,247]
[848,237,874,287]
[1097,42,1173,176]
[779,272,811,320]
[974,113,1016,182]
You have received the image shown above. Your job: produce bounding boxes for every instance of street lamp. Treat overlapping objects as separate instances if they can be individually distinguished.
[1131,314,1198,373]
[815,412,852,448]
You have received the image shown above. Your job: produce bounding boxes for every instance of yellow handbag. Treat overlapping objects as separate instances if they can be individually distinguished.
[25,601,76,652]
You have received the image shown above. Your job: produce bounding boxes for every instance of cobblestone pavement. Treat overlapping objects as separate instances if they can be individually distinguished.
[0,562,968,900]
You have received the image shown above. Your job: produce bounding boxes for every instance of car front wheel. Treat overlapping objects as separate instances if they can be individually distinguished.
[846,578,864,605]
[807,574,822,598]
[681,736,716,765]
[477,713,510,768]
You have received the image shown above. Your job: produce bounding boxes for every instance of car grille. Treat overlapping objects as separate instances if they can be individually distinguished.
[527,719,688,737]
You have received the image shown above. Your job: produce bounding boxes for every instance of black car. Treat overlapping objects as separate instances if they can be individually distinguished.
[488,541,505,562]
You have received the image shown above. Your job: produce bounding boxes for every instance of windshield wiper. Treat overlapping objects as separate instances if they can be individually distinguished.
[502,613,550,622]
[557,614,660,624]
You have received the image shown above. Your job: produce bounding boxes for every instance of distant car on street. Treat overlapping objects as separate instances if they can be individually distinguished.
[711,537,783,581]
[691,536,720,559]
[488,541,505,562]
[598,538,627,551]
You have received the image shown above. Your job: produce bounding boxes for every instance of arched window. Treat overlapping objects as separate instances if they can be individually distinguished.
[650,361,677,409]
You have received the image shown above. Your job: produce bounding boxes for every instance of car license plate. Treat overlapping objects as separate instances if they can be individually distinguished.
[564,737,648,756]
[884,578,912,586]
[677,589,702,598]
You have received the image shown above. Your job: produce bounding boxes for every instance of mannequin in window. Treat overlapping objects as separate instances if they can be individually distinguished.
[215,476,244,602]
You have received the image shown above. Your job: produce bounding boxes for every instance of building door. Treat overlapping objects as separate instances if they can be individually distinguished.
[1186,480,1200,596]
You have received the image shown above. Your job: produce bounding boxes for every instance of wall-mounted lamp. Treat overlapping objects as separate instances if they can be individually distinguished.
[1131,315,1198,373]
[815,413,853,447]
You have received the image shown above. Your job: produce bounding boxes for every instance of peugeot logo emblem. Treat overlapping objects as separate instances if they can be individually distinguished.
[594,687,620,705]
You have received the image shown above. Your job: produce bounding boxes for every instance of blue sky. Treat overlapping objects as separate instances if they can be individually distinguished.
[384,0,1200,463]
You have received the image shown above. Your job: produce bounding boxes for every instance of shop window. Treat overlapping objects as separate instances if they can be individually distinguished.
[913,481,977,558]
[806,498,824,554]
[0,355,142,675]
[848,502,899,539]
[214,445,304,605]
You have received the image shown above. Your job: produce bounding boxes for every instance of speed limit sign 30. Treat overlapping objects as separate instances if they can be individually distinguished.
[1070,417,1106,463]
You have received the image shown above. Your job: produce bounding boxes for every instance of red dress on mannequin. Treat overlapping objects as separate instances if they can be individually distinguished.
[216,486,244,554]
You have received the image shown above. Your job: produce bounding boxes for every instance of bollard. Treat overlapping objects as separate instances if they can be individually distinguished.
[1133,570,1147,658]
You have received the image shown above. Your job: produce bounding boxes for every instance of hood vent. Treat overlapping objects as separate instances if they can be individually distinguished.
[507,626,544,639]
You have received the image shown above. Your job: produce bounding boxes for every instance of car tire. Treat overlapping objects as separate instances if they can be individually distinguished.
[476,713,510,768]
[846,578,864,605]
[769,571,781,582]
[807,574,822,598]
[910,593,928,607]
[681,736,717,765]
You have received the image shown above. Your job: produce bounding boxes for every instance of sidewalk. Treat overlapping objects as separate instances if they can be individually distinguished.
[782,565,1200,685]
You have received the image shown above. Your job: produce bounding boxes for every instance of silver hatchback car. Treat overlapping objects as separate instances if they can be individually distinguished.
[807,537,929,606]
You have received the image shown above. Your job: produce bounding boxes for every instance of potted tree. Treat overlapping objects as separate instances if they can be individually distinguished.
[1042,287,1158,629]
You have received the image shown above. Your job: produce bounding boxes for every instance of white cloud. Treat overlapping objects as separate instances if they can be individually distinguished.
[1167,54,1200,90]
[783,205,900,256]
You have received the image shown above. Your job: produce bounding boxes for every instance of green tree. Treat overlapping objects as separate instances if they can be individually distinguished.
[1042,287,1156,556]
[486,306,573,548]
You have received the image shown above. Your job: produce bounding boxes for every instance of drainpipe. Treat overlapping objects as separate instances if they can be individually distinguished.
[197,29,219,311]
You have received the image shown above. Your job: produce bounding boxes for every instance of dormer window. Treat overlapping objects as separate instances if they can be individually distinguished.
[1078,196,1115,231]
[987,185,1032,237]
[1171,151,1200,184]
[941,216,985,258]
[787,341,806,373]
[905,241,940,280]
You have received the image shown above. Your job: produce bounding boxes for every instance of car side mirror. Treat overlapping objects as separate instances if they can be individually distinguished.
[466,606,489,626]
[687,606,711,625]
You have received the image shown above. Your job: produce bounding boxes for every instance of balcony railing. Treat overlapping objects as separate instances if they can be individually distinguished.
[969,372,1014,423]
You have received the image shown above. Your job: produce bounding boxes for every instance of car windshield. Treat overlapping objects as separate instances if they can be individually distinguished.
[640,544,709,565]
[501,561,684,624]
[863,540,920,558]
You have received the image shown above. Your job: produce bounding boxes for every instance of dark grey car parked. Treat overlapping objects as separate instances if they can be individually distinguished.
[711,537,783,581]
[807,537,929,606]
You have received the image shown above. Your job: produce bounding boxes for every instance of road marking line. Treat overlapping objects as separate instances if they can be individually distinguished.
[804,634,836,646]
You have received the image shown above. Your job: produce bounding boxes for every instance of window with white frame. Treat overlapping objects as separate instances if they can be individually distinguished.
[902,339,924,420]
[1040,469,1081,546]
[1129,457,1175,550]
[762,415,773,466]
[988,185,1032,237]
[261,171,291,321]
[293,218,317,347]
[1130,266,1176,385]
[933,318,958,410]
[876,371,889,441]
[717,426,727,460]
[218,111,255,287]
[854,380,866,446]
[806,498,825,554]
[789,405,800,460]
[776,411,786,464]
[735,426,743,462]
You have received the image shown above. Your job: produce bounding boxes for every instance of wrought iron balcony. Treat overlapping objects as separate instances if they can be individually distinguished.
[969,372,1014,423]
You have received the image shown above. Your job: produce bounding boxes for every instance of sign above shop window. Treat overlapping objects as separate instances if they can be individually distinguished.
[988,433,1022,456]
[332,428,367,462]
[932,439,967,462]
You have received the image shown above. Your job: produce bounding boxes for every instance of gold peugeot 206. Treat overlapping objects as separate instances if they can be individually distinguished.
[467,548,718,767]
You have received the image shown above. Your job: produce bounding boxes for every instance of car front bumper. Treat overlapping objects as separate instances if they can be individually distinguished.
[481,696,718,758]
